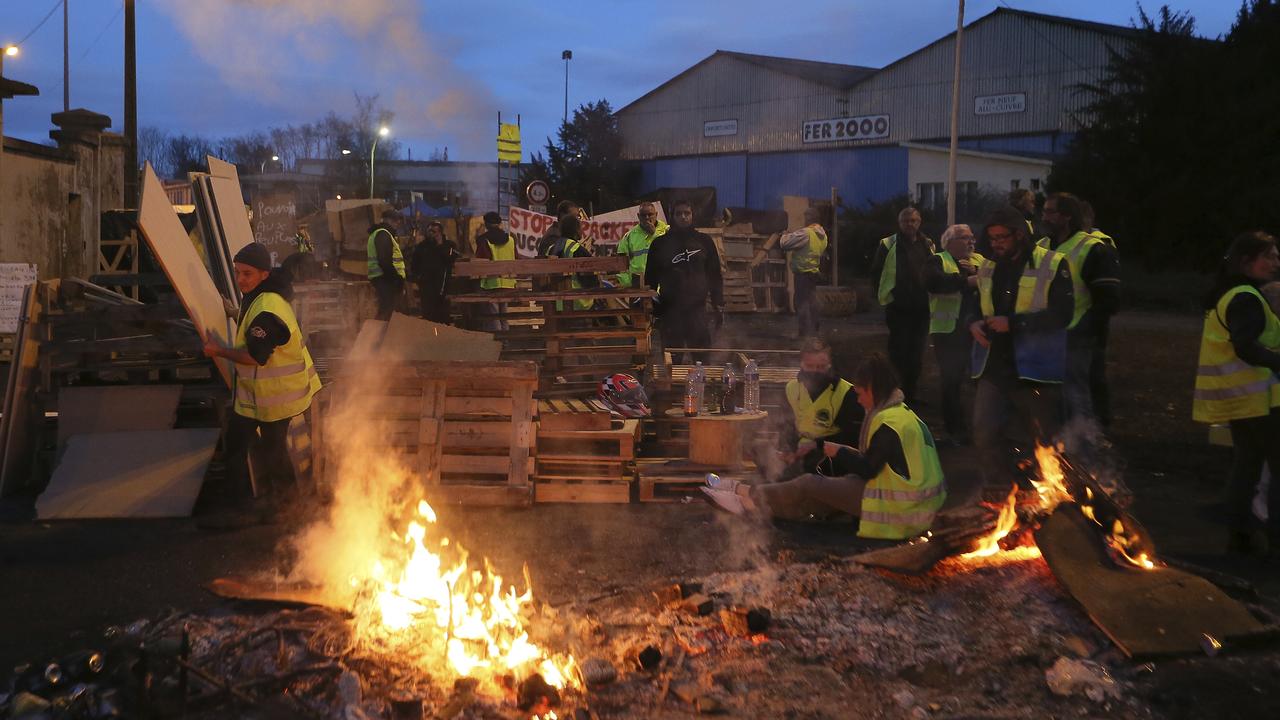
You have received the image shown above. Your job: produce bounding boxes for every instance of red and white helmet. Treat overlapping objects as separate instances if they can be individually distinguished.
[598,373,650,418]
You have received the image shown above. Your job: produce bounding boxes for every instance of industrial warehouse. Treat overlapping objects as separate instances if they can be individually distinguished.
[620,8,1124,212]
[1,2,1279,719]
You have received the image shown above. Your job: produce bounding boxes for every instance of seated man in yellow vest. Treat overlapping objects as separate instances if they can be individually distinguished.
[760,337,861,479]
[203,243,323,513]
[705,353,946,541]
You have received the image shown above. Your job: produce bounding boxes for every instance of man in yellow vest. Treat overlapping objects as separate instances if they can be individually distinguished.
[871,207,934,404]
[968,206,1073,490]
[367,208,406,320]
[1040,192,1121,426]
[756,337,861,479]
[1192,231,1280,555]
[615,202,667,288]
[778,207,829,338]
[1009,188,1043,243]
[475,210,518,331]
[925,224,982,445]
[203,243,322,513]
[704,353,946,541]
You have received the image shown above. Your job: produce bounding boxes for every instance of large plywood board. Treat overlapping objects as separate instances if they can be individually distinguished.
[1036,504,1265,660]
[206,155,240,182]
[36,429,220,518]
[137,165,233,387]
[208,175,255,260]
[56,385,181,447]
[0,284,40,497]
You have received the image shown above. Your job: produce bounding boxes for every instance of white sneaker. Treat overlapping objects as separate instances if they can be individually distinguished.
[704,473,740,493]
[701,486,746,515]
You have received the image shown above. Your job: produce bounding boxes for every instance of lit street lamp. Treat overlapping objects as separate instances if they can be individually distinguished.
[260,154,280,174]
[369,125,389,199]
[2,44,19,77]
[341,149,351,155]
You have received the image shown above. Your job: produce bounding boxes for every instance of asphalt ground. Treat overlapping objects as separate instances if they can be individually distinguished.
[1,307,1276,719]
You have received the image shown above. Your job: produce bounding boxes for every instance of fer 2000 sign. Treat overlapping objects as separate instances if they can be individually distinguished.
[802,114,890,144]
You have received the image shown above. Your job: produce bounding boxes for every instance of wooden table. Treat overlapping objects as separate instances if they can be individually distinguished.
[664,408,767,468]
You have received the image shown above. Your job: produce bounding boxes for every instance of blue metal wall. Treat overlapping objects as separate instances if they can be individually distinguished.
[635,145,909,211]
[956,132,1075,157]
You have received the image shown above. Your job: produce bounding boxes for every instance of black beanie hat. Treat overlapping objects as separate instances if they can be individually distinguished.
[983,206,1029,238]
[233,242,273,271]
[483,211,502,225]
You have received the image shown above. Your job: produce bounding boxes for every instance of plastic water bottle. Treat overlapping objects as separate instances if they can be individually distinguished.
[721,363,738,414]
[744,358,760,414]
[685,362,706,416]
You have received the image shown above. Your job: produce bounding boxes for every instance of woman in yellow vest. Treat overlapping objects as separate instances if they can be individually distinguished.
[770,337,860,477]
[1192,231,1280,555]
[705,353,946,540]
[203,243,323,512]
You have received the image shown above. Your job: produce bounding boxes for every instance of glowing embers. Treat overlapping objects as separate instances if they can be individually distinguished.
[357,500,577,691]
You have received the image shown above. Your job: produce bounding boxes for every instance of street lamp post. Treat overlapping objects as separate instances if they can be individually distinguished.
[562,50,572,125]
[260,154,279,174]
[369,126,389,199]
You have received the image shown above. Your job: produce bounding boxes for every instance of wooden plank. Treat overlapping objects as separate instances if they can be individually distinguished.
[535,481,631,504]
[450,288,656,304]
[452,256,626,278]
[444,420,512,449]
[441,454,534,476]
[509,387,533,488]
[136,165,233,387]
[445,395,513,417]
[207,577,341,611]
[1036,504,1266,660]
[56,385,181,447]
[425,484,530,507]
[418,380,446,482]
[36,429,220,518]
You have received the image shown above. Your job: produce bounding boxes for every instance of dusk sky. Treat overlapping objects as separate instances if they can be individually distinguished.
[1,1,1239,164]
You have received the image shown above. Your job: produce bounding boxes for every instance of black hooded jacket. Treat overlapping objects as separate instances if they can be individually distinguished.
[238,271,294,366]
[475,227,515,259]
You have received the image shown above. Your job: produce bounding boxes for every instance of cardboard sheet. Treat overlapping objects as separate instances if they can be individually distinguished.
[383,312,501,362]
[56,385,181,447]
[208,175,255,260]
[36,429,220,519]
[137,165,233,387]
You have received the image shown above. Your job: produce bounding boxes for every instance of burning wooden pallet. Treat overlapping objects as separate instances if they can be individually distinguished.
[317,361,537,506]
[534,418,640,503]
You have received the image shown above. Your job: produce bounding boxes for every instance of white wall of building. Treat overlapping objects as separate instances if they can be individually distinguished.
[906,143,1051,201]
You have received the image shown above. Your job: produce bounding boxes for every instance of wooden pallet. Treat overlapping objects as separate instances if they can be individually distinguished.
[636,459,757,503]
[0,333,15,364]
[534,419,639,503]
[318,361,537,506]
[537,397,612,431]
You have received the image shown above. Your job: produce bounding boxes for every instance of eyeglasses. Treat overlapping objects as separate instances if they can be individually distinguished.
[987,231,1014,242]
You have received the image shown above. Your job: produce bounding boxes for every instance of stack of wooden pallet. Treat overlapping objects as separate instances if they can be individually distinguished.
[702,229,791,314]
[635,458,757,503]
[317,361,537,506]
[290,280,376,352]
[451,257,656,396]
[534,398,639,503]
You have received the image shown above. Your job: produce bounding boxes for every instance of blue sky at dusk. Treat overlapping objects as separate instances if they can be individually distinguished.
[1,1,1239,164]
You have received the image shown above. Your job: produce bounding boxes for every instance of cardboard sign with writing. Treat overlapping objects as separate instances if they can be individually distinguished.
[507,204,667,259]
[253,193,299,266]
[0,263,38,334]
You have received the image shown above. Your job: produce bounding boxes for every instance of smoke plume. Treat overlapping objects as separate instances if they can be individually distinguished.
[155,0,496,158]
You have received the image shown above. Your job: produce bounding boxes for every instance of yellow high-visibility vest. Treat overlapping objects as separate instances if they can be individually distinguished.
[929,251,985,334]
[366,228,406,279]
[233,292,322,422]
[971,245,1069,382]
[858,403,946,540]
[785,378,853,440]
[1192,285,1280,424]
[1047,231,1102,329]
[790,225,828,274]
[480,234,518,290]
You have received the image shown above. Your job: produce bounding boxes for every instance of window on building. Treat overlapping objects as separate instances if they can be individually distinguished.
[1010,179,1021,190]
[956,181,979,218]
[1030,178,1042,191]
[917,183,945,215]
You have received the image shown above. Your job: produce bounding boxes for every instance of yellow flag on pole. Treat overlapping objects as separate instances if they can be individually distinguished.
[497,123,521,163]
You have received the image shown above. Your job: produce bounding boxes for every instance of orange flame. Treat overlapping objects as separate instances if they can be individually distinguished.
[358,499,578,691]
[1030,443,1072,513]
[960,485,1019,559]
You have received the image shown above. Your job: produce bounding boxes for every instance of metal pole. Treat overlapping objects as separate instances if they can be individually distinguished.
[563,59,568,124]
[124,0,138,204]
[369,136,380,199]
[946,0,965,225]
[830,186,839,287]
[63,0,69,111]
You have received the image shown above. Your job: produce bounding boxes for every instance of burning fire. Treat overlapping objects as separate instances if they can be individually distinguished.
[958,444,1158,571]
[960,485,1019,559]
[356,499,578,691]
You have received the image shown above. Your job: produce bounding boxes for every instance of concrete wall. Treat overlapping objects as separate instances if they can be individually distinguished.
[906,144,1051,198]
[0,122,124,280]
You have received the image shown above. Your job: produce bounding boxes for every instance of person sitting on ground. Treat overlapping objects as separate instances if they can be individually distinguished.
[759,337,861,479]
[705,353,947,541]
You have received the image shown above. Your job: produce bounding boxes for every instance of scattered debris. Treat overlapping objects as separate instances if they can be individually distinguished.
[1045,657,1121,703]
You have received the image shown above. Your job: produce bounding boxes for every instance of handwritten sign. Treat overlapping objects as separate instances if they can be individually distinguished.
[0,263,38,334]
[507,204,668,259]
[252,194,298,266]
